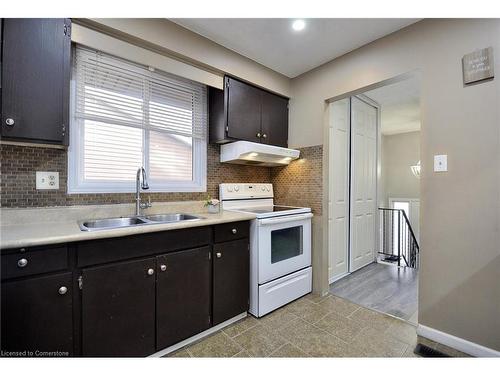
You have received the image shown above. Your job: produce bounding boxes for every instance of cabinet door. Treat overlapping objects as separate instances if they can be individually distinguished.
[81,258,156,357]
[261,91,289,147]
[1,272,73,355]
[156,247,211,349]
[213,239,249,325]
[226,77,262,142]
[1,18,71,144]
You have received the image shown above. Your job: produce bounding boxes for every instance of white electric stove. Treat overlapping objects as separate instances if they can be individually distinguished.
[220,183,313,317]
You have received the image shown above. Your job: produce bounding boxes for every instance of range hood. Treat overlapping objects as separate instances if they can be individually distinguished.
[220,141,300,167]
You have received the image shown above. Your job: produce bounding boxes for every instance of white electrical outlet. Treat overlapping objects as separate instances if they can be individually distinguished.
[434,155,448,172]
[36,171,60,190]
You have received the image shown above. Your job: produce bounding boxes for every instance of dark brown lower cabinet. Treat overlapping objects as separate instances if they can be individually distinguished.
[212,239,249,325]
[81,257,156,357]
[1,272,73,355]
[1,221,250,357]
[156,247,211,349]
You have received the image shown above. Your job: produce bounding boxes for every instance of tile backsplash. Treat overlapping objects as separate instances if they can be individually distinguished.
[0,143,323,212]
[0,143,271,208]
[271,145,323,215]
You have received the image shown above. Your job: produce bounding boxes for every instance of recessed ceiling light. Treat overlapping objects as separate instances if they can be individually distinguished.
[292,19,306,32]
[249,152,259,157]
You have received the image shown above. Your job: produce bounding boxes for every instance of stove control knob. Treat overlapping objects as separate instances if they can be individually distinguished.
[266,186,271,192]
[261,186,266,191]
[234,185,239,192]
[227,186,233,192]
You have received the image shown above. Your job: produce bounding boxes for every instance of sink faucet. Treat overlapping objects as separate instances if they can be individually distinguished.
[136,167,152,216]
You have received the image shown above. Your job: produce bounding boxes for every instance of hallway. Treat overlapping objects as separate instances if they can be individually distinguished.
[330,262,418,322]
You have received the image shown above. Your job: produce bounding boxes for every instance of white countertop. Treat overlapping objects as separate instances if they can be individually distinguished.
[0,203,256,250]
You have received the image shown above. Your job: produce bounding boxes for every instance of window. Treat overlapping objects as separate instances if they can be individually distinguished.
[68,46,207,193]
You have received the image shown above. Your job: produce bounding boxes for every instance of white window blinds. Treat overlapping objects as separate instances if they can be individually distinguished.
[68,46,207,193]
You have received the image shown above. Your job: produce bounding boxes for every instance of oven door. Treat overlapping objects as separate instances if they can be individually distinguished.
[257,213,313,284]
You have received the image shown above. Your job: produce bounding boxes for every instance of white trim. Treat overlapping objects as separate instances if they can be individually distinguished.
[67,46,208,194]
[417,324,500,357]
[329,272,350,285]
[149,312,247,358]
[389,197,420,204]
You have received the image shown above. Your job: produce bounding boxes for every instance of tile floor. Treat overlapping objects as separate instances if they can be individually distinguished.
[166,293,469,358]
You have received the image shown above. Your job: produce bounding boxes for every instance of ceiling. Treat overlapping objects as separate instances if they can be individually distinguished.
[172,18,420,77]
[364,77,421,135]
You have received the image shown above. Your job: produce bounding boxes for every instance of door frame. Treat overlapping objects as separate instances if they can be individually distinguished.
[321,72,421,295]
[388,197,420,241]
[327,94,381,283]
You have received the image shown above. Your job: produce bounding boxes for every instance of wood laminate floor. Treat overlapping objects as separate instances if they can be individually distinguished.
[329,262,418,322]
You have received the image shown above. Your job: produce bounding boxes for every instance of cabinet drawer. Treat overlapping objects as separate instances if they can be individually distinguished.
[214,221,249,243]
[1,246,68,280]
[77,226,211,267]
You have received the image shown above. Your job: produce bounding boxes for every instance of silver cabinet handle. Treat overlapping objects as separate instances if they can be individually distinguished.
[147,268,154,276]
[216,252,222,258]
[58,286,68,295]
[5,118,15,126]
[160,264,167,272]
[256,132,261,138]
[231,228,237,234]
[17,258,28,268]
[262,134,267,139]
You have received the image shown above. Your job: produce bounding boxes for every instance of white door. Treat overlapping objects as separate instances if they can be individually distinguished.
[328,99,350,282]
[350,97,378,272]
[389,198,420,243]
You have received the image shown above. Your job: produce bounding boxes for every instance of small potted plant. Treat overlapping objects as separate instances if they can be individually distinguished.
[204,195,220,214]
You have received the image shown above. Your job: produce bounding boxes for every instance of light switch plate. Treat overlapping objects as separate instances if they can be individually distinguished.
[36,171,60,190]
[434,155,448,172]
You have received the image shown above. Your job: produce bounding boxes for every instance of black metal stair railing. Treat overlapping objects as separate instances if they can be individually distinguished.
[378,208,420,269]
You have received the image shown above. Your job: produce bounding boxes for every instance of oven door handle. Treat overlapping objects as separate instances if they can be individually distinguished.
[258,213,313,226]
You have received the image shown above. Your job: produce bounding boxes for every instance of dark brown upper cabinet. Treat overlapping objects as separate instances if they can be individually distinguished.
[209,76,289,147]
[261,90,289,147]
[1,18,71,145]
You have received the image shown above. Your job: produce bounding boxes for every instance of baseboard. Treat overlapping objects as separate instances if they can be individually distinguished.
[417,324,500,357]
[149,312,247,358]
[329,272,349,285]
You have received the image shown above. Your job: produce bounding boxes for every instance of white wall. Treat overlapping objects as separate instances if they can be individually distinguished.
[381,131,420,205]
[290,19,500,351]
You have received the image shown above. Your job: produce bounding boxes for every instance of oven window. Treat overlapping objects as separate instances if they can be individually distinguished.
[271,226,303,263]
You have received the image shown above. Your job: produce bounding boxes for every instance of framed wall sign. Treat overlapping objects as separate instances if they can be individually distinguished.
[462,47,494,84]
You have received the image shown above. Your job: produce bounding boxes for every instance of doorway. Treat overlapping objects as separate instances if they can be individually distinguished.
[327,76,421,324]
[389,198,420,243]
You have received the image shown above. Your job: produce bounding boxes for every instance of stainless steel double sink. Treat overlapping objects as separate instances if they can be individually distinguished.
[79,213,202,231]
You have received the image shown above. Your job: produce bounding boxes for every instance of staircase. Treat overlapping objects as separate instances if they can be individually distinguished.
[378,208,420,269]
